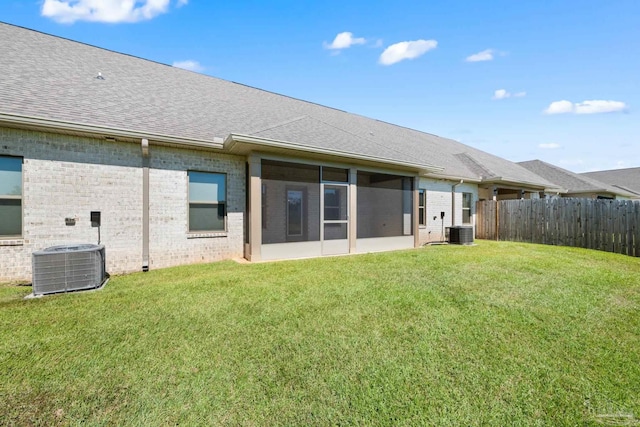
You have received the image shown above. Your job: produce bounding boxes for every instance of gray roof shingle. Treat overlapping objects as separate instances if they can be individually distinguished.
[0,22,553,187]
[518,160,637,198]
[581,168,640,197]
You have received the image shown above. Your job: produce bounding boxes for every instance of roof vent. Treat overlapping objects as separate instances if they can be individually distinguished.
[32,244,106,295]
[96,72,105,80]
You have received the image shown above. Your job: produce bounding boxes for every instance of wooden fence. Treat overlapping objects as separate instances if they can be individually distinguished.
[476,198,640,257]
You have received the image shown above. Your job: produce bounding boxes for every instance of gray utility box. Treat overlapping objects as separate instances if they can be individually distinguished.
[32,244,106,295]
[448,226,474,245]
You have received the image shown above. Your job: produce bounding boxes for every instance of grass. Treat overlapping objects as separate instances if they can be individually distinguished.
[1,240,639,426]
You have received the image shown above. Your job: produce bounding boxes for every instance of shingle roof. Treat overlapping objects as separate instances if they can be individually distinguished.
[581,168,640,197]
[0,22,553,187]
[518,160,637,198]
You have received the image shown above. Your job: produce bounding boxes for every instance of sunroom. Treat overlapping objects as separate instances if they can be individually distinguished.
[225,134,442,261]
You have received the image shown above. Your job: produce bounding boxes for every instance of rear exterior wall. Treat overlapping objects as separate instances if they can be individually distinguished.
[0,127,244,282]
[418,178,477,244]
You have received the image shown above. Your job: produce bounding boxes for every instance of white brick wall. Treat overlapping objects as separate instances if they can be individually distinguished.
[0,127,244,282]
[147,146,244,269]
[418,178,478,244]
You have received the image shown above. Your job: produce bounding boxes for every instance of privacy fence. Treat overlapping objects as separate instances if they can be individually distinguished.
[476,198,640,257]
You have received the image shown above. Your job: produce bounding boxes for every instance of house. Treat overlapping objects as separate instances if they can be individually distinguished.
[518,160,637,199]
[0,22,555,282]
[580,167,640,199]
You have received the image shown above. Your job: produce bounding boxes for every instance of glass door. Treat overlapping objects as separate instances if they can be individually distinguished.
[322,183,349,255]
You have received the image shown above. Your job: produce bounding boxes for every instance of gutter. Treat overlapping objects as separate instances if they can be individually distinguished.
[481,177,563,192]
[225,133,444,174]
[0,112,225,150]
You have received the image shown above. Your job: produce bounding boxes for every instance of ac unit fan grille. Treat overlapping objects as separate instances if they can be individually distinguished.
[32,244,106,295]
[449,226,474,245]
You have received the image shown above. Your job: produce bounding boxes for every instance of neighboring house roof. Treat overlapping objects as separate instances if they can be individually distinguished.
[518,160,637,198]
[581,168,640,197]
[0,22,553,188]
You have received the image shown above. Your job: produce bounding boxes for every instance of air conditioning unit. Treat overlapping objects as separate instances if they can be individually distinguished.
[448,226,474,245]
[32,244,106,295]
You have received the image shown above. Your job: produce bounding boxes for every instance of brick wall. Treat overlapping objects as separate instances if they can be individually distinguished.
[0,127,244,282]
[418,178,478,244]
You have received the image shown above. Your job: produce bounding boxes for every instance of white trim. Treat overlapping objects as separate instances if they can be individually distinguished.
[225,133,443,174]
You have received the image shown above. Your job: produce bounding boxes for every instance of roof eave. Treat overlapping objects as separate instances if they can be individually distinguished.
[422,172,482,183]
[480,176,562,192]
[224,133,444,174]
[0,112,225,150]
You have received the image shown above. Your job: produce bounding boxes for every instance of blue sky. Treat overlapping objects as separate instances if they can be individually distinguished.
[2,0,639,172]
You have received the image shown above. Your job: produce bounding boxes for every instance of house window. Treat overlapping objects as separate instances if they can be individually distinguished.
[0,156,22,237]
[462,192,472,224]
[418,189,426,226]
[188,171,226,232]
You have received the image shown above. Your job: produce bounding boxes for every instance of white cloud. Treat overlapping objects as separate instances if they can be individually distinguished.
[544,99,628,115]
[172,60,204,72]
[574,100,628,114]
[492,89,526,100]
[544,100,574,114]
[466,49,494,62]
[538,143,561,149]
[379,39,438,66]
[324,32,366,50]
[41,0,185,24]
[493,89,509,100]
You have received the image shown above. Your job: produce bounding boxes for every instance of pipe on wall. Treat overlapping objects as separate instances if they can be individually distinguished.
[141,138,150,272]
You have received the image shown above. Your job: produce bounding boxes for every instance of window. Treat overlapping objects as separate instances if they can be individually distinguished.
[418,189,426,226]
[188,171,226,232]
[462,192,472,224]
[0,156,22,237]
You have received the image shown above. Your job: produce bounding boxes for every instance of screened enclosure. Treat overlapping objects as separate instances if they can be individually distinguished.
[261,160,320,245]
[357,172,413,238]
[255,159,416,260]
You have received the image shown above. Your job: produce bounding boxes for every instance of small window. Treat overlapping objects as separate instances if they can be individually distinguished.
[418,189,426,226]
[462,192,472,224]
[188,171,226,232]
[0,156,22,237]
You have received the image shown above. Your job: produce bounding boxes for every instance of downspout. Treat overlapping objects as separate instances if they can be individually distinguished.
[451,179,464,226]
[141,138,150,272]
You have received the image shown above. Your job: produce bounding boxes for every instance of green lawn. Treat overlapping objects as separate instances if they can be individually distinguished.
[1,241,639,426]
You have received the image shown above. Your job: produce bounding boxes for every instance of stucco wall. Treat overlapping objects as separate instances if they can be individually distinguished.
[0,127,244,282]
